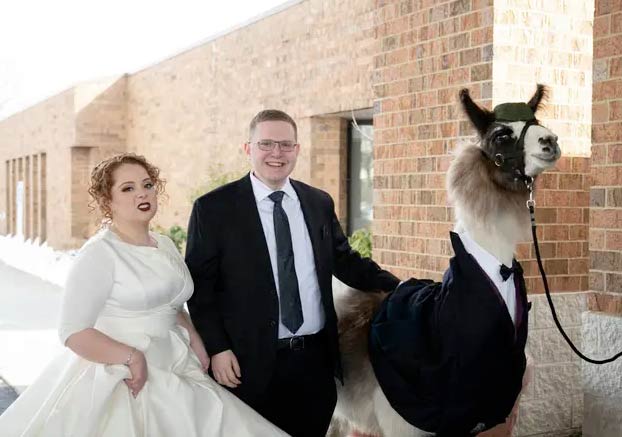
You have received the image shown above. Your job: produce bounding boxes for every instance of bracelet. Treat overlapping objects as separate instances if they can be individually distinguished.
[124,347,136,366]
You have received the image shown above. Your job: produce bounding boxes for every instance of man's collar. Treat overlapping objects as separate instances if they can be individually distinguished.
[249,171,297,203]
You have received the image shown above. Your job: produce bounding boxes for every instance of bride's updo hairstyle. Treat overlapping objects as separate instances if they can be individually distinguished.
[88,153,166,221]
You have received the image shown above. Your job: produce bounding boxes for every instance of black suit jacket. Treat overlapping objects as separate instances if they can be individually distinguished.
[185,174,399,401]
[369,232,529,436]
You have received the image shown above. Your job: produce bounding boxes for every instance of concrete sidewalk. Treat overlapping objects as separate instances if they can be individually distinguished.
[0,261,63,400]
[0,376,18,414]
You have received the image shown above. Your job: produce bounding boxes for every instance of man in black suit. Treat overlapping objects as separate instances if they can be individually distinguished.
[185,109,399,437]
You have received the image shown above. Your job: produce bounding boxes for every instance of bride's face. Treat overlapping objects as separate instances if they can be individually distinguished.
[109,163,158,225]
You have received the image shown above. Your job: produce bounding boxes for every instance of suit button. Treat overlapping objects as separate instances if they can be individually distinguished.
[268,319,277,327]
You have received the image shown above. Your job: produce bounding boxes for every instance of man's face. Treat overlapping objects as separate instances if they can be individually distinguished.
[244,120,299,190]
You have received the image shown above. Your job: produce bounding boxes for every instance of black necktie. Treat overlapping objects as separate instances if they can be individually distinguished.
[500,264,516,281]
[269,191,304,334]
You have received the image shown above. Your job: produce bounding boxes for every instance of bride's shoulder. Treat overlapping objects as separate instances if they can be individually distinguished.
[152,232,181,255]
[75,229,116,260]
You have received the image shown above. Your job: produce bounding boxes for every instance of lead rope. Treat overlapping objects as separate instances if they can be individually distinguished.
[525,178,622,364]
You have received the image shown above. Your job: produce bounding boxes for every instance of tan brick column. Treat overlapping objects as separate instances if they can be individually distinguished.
[309,117,349,225]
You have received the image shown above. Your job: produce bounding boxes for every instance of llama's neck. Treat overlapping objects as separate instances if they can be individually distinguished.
[447,145,531,267]
[453,214,524,267]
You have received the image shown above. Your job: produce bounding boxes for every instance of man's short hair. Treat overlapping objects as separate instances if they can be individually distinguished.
[249,109,297,141]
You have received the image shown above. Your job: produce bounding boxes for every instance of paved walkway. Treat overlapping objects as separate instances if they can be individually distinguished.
[0,260,63,413]
[0,376,18,414]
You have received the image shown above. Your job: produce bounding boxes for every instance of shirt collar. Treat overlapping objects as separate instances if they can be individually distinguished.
[249,171,298,203]
[458,230,506,278]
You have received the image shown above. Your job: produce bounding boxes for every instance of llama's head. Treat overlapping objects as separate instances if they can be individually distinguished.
[459,84,561,190]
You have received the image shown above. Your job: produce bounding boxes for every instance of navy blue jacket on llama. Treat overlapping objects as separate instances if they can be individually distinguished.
[369,232,530,436]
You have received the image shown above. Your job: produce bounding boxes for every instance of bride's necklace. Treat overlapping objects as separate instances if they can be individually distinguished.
[110,224,158,248]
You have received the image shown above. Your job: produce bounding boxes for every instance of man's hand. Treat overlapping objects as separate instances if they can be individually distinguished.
[210,349,241,388]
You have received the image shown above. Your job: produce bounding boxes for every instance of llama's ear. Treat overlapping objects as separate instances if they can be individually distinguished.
[459,88,494,137]
[527,84,548,114]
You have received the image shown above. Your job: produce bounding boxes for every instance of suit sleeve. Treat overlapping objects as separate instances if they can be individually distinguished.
[329,198,400,292]
[185,199,231,355]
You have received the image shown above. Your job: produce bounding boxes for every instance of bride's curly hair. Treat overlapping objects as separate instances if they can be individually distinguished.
[88,153,166,222]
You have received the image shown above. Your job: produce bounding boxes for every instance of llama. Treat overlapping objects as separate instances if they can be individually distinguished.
[329,85,561,437]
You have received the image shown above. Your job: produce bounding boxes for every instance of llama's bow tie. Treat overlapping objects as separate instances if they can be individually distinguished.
[500,264,516,281]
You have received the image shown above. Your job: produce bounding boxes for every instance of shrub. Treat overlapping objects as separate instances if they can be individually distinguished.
[348,228,372,258]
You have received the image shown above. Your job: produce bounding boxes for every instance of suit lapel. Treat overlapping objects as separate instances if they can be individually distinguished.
[235,173,276,287]
[290,180,328,283]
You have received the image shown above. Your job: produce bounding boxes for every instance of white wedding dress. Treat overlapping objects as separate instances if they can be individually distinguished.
[0,229,289,437]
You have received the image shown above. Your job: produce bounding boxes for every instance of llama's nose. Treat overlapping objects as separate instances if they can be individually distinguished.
[539,135,560,158]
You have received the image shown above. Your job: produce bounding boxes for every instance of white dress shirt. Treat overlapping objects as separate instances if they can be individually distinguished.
[458,231,517,325]
[250,172,325,338]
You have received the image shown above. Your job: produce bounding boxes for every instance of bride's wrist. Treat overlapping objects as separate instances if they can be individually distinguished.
[123,347,137,366]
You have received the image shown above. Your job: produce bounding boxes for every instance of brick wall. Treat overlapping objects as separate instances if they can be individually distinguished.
[493,0,594,294]
[372,0,593,293]
[0,77,127,248]
[372,0,495,281]
[309,117,349,224]
[126,0,379,229]
[590,0,622,311]
[0,90,75,248]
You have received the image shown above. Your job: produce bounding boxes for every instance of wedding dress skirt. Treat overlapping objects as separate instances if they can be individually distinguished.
[0,306,288,437]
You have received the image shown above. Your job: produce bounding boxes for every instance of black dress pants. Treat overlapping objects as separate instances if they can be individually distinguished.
[251,335,337,437]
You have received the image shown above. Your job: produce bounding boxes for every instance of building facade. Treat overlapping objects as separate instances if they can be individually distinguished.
[1,0,620,435]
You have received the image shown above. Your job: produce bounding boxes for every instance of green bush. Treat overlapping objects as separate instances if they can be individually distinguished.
[189,163,246,203]
[348,228,372,258]
[154,224,187,253]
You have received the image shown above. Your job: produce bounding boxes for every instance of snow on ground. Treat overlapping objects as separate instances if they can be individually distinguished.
[0,234,77,286]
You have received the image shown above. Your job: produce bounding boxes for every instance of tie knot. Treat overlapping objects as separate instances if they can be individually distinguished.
[269,191,285,204]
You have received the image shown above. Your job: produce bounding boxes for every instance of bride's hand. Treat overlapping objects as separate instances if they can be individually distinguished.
[190,338,210,372]
[125,350,148,398]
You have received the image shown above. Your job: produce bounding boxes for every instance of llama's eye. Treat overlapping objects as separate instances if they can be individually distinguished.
[494,134,511,144]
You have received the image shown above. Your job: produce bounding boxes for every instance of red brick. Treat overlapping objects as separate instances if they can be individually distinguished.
[592,144,607,165]
[461,11,481,31]
[569,225,588,240]
[606,230,622,250]
[589,292,622,314]
[543,224,569,240]
[591,209,622,228]
[589,273,605,292]
[569,258,589,275]
[592,166,622,186]
[594,14,611,37]
[559,173,584,190]
[559,208,584,224]
[609,144,622,164]
[470,26,492,46]
[571,157,590,174]
[545,191,571,207]
[593,102,609,123]
[472,0,492,11]
[590,229,607,250]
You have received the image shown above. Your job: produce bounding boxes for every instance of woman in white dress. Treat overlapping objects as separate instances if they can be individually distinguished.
[0,153,289,437]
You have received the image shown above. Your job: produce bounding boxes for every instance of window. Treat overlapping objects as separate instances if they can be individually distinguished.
[347,121,374,234]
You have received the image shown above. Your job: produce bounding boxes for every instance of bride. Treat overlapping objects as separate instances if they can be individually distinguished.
[0,153,289,436]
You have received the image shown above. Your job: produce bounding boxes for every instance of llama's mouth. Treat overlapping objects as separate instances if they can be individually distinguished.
[530,153,559,163]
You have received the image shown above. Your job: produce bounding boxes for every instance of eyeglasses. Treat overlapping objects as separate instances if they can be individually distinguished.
[254,140,298,152]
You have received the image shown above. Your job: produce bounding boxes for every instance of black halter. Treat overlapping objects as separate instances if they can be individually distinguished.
[481,102,538,184]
